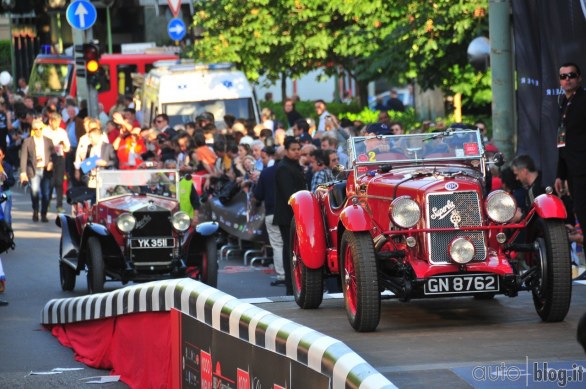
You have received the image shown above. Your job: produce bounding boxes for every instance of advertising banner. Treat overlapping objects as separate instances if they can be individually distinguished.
[176,309,330,388]
[512,0,586,184]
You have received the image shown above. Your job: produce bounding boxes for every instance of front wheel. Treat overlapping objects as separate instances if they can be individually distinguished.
[340,230,380,332]
[530,218,572,322]
[87,237,105,294]
[290,219,323,309]
[201,237,218,287]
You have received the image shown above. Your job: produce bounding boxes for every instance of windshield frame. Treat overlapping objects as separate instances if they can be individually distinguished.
[349,130,484,166]
[96,169,180,202]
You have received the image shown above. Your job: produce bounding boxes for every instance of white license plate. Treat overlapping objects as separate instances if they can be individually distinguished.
[131,237,175,249]
[424,274,499,295]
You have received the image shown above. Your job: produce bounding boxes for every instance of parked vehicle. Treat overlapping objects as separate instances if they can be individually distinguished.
[56,169,219,294]
[290,129,572,332]
[140,61,260,129]
[28,53,177,112]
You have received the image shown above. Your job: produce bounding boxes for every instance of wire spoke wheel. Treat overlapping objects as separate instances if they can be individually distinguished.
[340,230,380,332]
[290,219,323,309]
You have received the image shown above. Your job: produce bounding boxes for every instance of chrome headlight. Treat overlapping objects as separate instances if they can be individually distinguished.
[486,190,516,223]
[171,211,191,232]
[390,196,421,228]
[116,213,136,233]
[449,237,475,264]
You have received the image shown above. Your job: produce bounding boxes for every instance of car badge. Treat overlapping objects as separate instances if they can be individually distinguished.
[444,182,459,191]
[135,215,152,230]
[357,154,369,162]
[148,204,156,211]
[450,211,462,228]
[430,199,456,221]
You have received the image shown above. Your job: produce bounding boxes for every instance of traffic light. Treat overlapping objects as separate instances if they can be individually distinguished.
[83,43,101,88]
[74,42,101,87]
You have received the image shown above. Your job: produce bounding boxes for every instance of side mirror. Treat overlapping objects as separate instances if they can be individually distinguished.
[492,153,505,167]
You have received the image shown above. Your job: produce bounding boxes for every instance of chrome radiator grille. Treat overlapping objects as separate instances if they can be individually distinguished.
[426,191,486,264]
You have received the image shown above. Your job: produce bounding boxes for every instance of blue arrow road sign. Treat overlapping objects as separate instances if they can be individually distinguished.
[66,0,97,31]
[168,18,187,41]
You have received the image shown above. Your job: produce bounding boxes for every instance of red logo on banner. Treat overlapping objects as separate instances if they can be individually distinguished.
[237,369,250,389]
[463,142,479,156]
[167,0,181,18]
[200,350,213,389]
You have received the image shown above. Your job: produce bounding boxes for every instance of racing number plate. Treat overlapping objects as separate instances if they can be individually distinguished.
[131,237,175,249]
[424,274,499,295]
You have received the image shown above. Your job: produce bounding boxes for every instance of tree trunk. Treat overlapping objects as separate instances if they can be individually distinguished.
[356,79,368,108]
[280,72,287,102]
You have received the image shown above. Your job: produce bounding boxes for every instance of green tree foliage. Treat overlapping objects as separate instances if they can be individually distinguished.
[190,0,490,108]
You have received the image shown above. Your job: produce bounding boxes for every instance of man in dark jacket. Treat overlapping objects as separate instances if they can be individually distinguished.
[555,62,586,230]
[274,137,306,295]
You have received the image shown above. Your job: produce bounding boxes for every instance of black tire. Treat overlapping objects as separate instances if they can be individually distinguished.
[59,261,76,291]
[530,218,572,322]
[87,237,105,294]
[201,237,218,287]
[340,230,380,332]
[290,219,323,309]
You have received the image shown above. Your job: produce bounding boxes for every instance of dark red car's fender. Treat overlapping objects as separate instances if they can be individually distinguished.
[533,193,567,219]
[290,190,326,269]
[340,203,373,232]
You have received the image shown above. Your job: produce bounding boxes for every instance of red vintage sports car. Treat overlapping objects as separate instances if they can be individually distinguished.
[57,169,218,294]
[290,129,571,332]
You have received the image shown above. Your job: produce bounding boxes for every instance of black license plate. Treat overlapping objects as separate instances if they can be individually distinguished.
[424,274,499,295]
[131,237,175,249]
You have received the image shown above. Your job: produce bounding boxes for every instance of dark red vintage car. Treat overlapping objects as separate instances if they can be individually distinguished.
[57,169,218,294]
[290,129,572,332]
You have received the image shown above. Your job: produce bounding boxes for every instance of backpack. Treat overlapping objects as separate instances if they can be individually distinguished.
[0,193,14,254]
[0,219,14,254]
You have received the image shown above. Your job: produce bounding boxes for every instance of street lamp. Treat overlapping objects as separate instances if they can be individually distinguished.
[1,0,15,78]
[103,0,116,54]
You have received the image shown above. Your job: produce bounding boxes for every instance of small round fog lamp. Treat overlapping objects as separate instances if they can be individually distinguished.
[449,237,475,264]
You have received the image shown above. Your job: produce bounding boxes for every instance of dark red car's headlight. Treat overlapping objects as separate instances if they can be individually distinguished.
[116,213,136,233]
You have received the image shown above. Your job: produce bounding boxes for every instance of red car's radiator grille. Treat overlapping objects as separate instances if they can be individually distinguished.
[426,191,486,264]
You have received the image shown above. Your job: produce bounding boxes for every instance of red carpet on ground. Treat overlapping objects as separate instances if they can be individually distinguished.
[48,311,172,389]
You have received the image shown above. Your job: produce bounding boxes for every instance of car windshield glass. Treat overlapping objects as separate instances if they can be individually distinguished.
[164,98,255,129]
[28,62,72,97]
[350,130,483,165]
[96,169,179,202]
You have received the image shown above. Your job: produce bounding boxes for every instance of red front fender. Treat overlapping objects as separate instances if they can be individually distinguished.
[289,191,326,269]
[340,204,373,232]
[533,193,567,219]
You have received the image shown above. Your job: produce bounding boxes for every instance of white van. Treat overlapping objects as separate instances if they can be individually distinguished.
[140,61,260,129]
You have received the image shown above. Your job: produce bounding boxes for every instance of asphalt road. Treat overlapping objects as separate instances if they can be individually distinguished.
[1,187,586,388]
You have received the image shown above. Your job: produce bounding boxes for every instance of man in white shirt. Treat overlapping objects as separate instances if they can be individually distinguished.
[43,113,70,212]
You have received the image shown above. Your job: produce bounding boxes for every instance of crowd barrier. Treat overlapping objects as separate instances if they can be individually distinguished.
[41,278,396,388]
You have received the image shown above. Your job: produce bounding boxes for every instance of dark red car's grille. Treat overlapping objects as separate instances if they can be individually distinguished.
[426,191,486,264]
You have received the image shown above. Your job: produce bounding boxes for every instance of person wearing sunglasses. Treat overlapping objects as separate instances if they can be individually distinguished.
[19,119,55,222]
[555,62,586,246]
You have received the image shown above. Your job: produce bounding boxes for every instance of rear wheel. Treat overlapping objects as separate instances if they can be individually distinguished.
[290,219,323,309]
[340,230,380,332]
[530,219,572,322]
[87,237,105,294]
[201,237,218,287]
[59,261,76,291]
